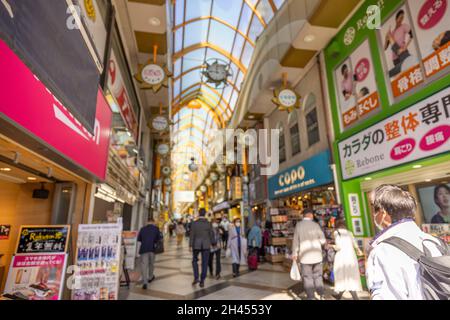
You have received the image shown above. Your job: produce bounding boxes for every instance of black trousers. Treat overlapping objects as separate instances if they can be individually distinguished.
[193,249,210,282]
[208,249,221,276]
[232,263,240,275]
[301,263,324,300]
[222,232,228,249]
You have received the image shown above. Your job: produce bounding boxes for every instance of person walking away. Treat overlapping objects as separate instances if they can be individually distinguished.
[137,218,162,289]
[209,219,222,279]
[190,208,214,288]
[292,208,326,300]
[332,220,363,300]
[220,216,230,249]
[261,221,271,262]
[228,218,248,277]
[247,220,262,269]
[367,185,447,300]
[176,221,186,247]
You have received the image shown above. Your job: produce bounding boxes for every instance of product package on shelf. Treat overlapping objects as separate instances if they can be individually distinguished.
[422,224,450,244]
[313,205,344,283]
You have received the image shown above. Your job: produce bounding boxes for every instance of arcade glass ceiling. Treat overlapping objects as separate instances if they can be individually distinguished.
[170,0,286,194]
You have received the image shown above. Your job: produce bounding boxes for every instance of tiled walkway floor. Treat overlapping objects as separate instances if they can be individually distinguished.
[120,236,370,300]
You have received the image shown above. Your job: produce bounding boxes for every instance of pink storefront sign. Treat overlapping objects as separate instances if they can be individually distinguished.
[0,39,112,180]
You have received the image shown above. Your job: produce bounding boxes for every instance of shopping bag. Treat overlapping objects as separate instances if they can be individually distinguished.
[226,248,231,258]
[290,261,301,281]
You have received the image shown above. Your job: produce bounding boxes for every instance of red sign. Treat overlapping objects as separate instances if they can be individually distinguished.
[0,39,112,180]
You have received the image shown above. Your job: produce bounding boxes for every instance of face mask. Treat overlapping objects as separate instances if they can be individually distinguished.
[235,222,241,227]
[374,211,389,231]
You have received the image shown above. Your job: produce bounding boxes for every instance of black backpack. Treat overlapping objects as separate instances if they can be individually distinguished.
[382,236,450,300]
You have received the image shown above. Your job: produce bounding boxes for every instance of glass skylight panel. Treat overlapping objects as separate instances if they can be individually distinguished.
[174,0,185,25]
[180,49,206,72]
[232,33,246,60]
[211,0,242,26]
[238,4,253,35]
[185,0,212,21]
[274,0,286,10]
[241,41,254,69]
[257,0,274,23]
[172,79,181,98]
[183,20,209,48]
[248,16,264,42]
[181,70,201,91]
[208,20,235,53]
[173,59,182,78]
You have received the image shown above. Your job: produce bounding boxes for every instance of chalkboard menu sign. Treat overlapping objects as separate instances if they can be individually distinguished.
[15,225,70,254]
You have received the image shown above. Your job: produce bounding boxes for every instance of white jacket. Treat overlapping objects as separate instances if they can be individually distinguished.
[366,220,442,300]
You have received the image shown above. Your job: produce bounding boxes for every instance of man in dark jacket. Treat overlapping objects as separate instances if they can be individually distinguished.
[190,208,214,288]
[137,217,162,290]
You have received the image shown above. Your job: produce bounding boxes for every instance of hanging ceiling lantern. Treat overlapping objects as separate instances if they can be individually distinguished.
[199,185,207,193]
[188,157,198,172]
[196,190,203,197]
[205,178,212,186]
[188,100,202,110]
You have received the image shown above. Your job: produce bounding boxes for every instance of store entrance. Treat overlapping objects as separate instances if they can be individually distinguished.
[361,160,450,243]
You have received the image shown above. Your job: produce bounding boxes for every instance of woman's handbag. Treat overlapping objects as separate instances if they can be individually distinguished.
[290,261,301,281]
[225,248,231,258]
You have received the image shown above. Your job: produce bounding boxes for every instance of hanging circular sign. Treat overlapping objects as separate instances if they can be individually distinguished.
[210,172,219,182]
[141,64,165,86]
[205,178,213,186]
[278,89,298,108]
[272,86,301,113]
[188,162,198,172]
[200,185,207,193]
[162,166,171,176]
[196,190,203,197]
[157,143,170,156]
[164,178,171,186]
[152,116,168,132]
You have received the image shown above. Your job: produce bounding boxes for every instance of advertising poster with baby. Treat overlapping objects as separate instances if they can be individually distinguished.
[408,0,450,78]
[4,253,67,300]
[379,4,424,99]
[334,40,380,128]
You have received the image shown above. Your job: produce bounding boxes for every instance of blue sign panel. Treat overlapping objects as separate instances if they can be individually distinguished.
[268,150,334,200]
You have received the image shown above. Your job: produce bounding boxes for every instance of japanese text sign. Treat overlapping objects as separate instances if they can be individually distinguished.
[16,226,70,254]
[339,86,450,180]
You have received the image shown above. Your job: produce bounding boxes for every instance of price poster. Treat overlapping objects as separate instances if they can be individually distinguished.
[379,4,424,99]
[122,231,138,270]
[334,40,381,128]
[15,225,70,254]
[0,224,11,240]
[72,223,122,300]
[4,253,67,300]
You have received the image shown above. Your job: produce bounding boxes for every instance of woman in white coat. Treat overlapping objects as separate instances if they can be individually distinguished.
[227,218,247,277]
[332,220,363,300]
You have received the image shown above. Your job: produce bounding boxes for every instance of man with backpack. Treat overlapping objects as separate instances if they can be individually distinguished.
[367,184,449,300]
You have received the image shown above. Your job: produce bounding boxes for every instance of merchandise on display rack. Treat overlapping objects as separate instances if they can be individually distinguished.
[122,231,138,270]
[72,223,122,300]
[265,208,289,264]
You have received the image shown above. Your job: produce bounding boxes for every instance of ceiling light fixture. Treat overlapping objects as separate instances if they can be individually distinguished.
[149,17,161,27]
[248,114,255,119]
[27,177,37,181]
[413,165,422,169]
[0,167,11,172]
[365,177,372,181]
[304,34,316,43]
[425,179,432,182]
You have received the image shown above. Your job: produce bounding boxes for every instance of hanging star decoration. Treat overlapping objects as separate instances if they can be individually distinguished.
[272,84,301,113]
[135,62,172,93]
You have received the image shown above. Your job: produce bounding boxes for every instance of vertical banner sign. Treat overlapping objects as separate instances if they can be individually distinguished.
[72,224,122,300]
[408,0,450,78]
[379,4,424,98]
[4,253,68,300]
[107,49,139,141]
[15,226,70,254]
[335,40,381,128]
[349,194,362,217]
[339,86,450,180]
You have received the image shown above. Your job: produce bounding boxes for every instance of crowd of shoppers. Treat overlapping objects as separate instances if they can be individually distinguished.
[138,185,448,299]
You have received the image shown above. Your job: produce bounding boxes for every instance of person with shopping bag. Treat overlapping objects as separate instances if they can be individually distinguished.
[227,218,247,277]
[331,220,363,300]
